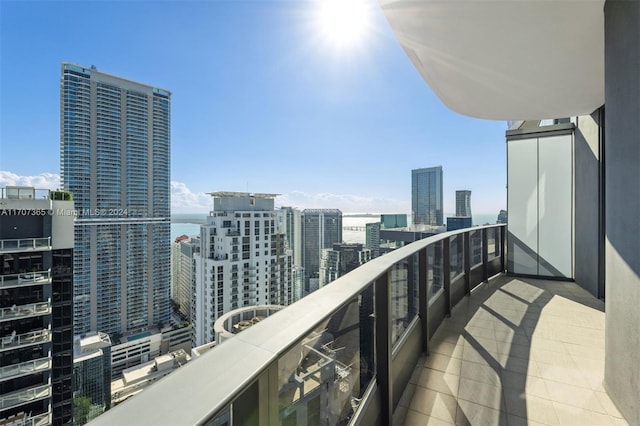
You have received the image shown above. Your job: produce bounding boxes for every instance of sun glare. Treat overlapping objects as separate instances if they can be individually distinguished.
[319,0,370,46]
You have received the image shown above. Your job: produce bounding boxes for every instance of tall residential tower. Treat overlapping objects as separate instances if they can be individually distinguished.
[300,209,342,295]
[411,166,443,226]
[455,190,472,217]
[60,63,171,335]
[192,192,294,346]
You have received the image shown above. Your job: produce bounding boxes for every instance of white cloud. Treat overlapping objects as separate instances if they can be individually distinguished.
[0,171,61,190]
[0,172,407,215]
[170,181,211,213]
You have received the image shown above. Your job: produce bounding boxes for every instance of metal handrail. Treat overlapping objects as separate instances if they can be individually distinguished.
[93,224,505,426]
[0,329,51,350]
[0,237,51,252]
[0,357,51,381]
[0,383,51,410]
[0,301,51,321]
[0,270,52,288]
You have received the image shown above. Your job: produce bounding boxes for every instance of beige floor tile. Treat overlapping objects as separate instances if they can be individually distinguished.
[455,399,507,426]
[461,344,500,367]
[457,377,505,411]
[501,370,550,399]
[503,356,540,377]
[552,401,614,426]
[460,360,502,387]
[464,325,496,340]
[408,387,458,423]
[536,361,591,389]
[504,392,560,425]
[544,381,607,414]
[497,341,532,360]
[424,354,463,376]
[430,340,464,359]
[609,416,630,426]
[531,348,575,367]
[416,367,460,397]
[507,414,547,426]
[594,391,625,419]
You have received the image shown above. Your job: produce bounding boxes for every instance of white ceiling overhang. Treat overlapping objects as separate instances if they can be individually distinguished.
[380,0,604,120]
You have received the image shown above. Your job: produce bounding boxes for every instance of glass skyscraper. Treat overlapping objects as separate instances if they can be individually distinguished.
[61,63,171,335]
[300,209,342,295]
[455,190,472,217]
[411,166,443,226]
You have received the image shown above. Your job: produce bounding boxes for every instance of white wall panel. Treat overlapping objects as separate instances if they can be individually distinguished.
[538,135,573,278]
[508,138,539,275]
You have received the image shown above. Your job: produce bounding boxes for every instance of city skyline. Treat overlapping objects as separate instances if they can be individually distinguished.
[0,1,507,215]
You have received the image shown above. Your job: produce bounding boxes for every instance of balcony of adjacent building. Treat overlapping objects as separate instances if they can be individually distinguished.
[0,238,52,254]
[0,270,52,290]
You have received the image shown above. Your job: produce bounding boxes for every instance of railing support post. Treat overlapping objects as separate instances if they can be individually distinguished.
[419,248,429,355]
[443,237,451,316]
[258,363,278,426]
[375,271,392,426]
[500,225,506,272]
[482,228,489,282]
[463,232,471,295]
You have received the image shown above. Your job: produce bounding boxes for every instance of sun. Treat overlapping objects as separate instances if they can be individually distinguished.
[319,0,370,47]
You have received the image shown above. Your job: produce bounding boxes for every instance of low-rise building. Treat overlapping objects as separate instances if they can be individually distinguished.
[111,350,189,406]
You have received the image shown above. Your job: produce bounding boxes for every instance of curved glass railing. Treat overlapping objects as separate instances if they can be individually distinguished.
[94,224,505,426]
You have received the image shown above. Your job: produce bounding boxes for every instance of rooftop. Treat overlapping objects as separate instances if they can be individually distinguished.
[206,191,279,198]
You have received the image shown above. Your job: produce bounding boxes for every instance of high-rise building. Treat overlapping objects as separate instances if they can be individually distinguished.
[380,214,408,229]
[60,63,171,335]
[300,209,342,295]
[73,332,112,424]
[319,243,372,287]
[365,222,380,258]
[411,167,443,226]
[455,190,472,217]
[279,207,302,266]
[192,192,293,346]
[497,209,507,224]
[0,187,75,424]
[171,235,198,321]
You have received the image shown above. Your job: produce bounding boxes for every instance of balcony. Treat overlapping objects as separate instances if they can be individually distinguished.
[394,275,624,425]
[0,270,52,289]
[0,412,51,426]
[0,301,51,322]
[0,357,51,382]
[0,384,51,411]
[0,330,51,351]
[0,237,51,253]
[93,224,626,425]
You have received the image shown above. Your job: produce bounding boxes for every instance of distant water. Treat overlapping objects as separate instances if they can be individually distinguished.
[171,223,201,240]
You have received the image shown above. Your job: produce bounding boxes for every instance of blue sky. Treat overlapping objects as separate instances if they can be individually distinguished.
[0,0,506,214]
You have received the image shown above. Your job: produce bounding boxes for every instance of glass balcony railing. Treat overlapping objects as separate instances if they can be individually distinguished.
[0,357,51,381]
[0,301,51,322]
[0,383,51,411]
[0,237,51,252]
[0,329,51,351]
[0,270,52,289]
[93,224,506,426]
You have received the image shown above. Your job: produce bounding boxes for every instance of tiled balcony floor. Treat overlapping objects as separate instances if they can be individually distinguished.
[394,275,628,426]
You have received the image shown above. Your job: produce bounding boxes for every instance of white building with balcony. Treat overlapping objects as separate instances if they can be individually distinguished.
[192,192,294,346]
